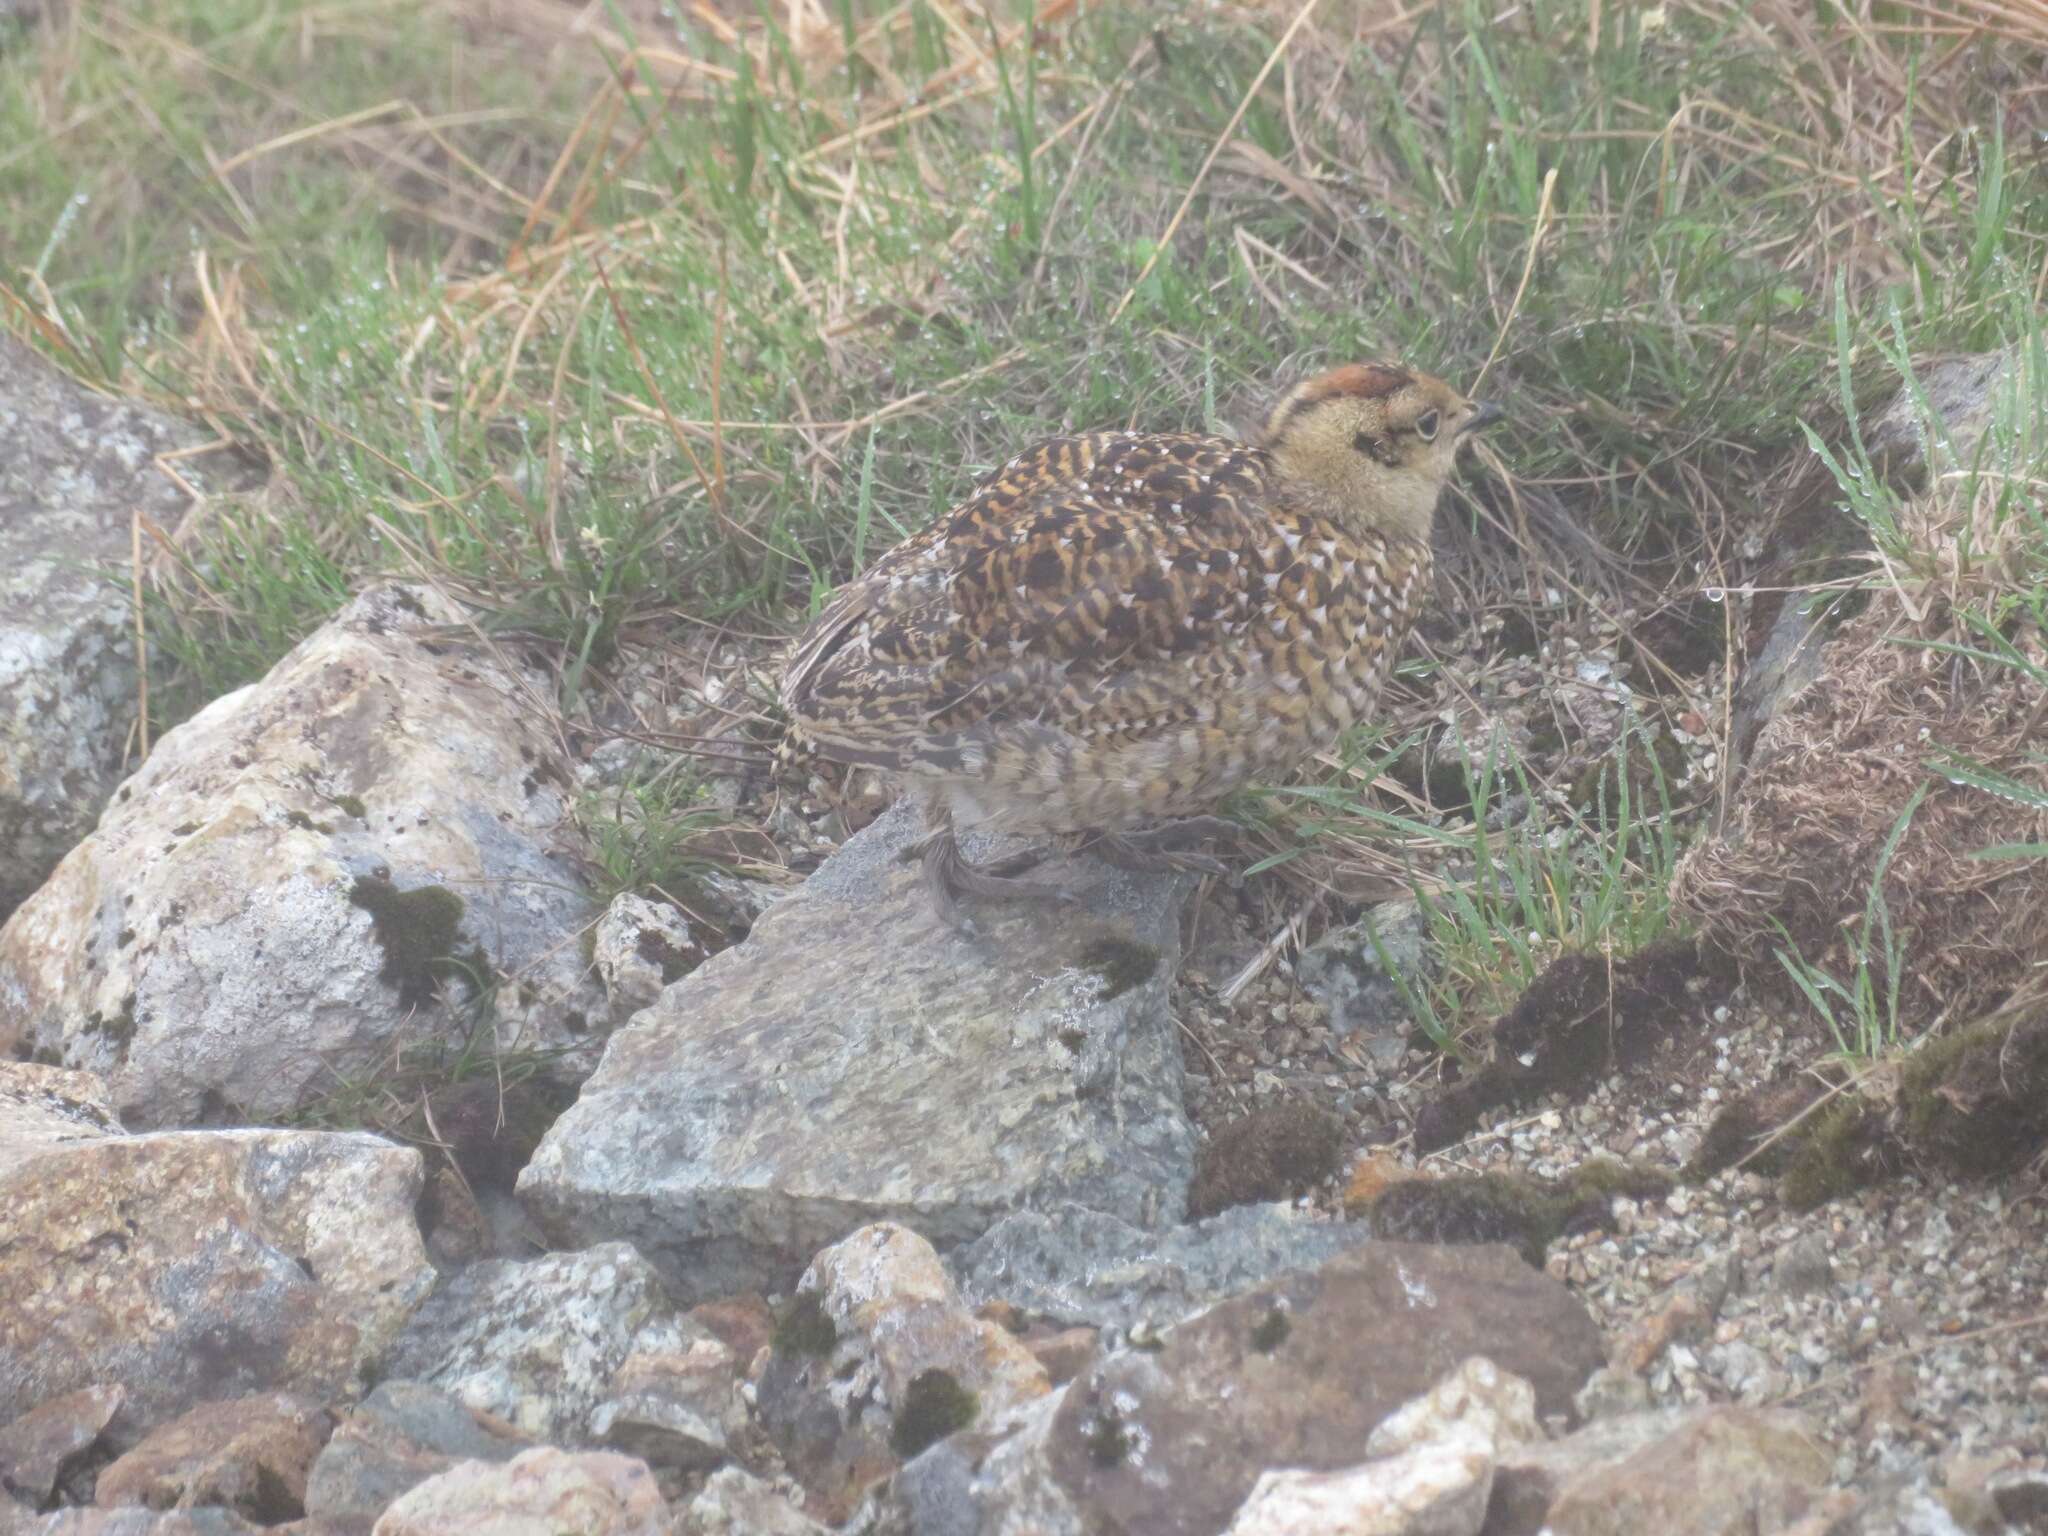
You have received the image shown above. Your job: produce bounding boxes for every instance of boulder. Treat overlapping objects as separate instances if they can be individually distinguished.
[0,583,605,1126]
[380,1244,702,1445]
[13,1513,260,1534]
[889,1241,1604,1536]
[302,1381,530,1535]
[1481,1408,1691,1536]
[0,1064,432,1434]
[0,338,247,918]
[367,1447,667,1536]
[521,798,1196,1302]
[951,1202,1372,1333]
[94,1394,330,1521]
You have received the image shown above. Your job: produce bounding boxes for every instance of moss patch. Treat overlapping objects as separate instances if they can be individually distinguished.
[890,1368,979,1458]
[1078,935,1160,1001]
[1084,1410,1131,1469]
[772,1292,838,1359]
[1368,1158,1673,1267]
[331,793,369,820]
[348,875,468,1009]
[1898,1012,2048,1179]
[1780,1096,1893,1210]
[1187,1100,1345,1219]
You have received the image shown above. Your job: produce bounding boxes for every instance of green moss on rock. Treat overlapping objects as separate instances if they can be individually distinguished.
[890,1368,978,1458]
[348,875,467,1009]
[772,1292,838,1359]
[1078,936,1160,1001]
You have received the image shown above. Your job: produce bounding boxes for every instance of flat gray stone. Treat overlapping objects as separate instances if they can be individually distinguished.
[520,800,1196,1303]
[951,1202,1373,1333]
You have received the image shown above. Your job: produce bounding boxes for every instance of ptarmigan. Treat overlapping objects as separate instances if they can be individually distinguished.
[781,363,1501,928]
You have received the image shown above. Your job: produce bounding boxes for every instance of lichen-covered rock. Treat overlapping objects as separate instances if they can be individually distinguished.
[1297,897,1431,1065]
[521,798,1196,1303]
[368,1447,668,1536]
[590,894,702,1022]
[951,1202,1372,1334]
[0,1067,433,1434]
[0,338,249,919]
[0,582,605,1126]
[758,1224,1050,1521]
[0,1062,122,1146]
[15,1511,262,1534]
[586,1341,740,1476]
[675,1467,828,1536]
[94,1394,330,1521]
[381,1243,699,1445]
[888,1241,1603,1536]
[302,1381,531,1534]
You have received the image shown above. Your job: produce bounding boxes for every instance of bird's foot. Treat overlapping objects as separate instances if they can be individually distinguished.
[915,830,1070,934]
[1086,816,1238,878]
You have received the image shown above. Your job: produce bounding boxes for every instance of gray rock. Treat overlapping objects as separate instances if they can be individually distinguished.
[591,894,702,1022]
[0,1063,432,1436]
[382,1243,701,1444]
[1772,1231,1832,1295]
[756,1223,1051,1523]
[675,1468,828,1535]
[17,1513,261,1535]
[0,583,606,1126]
[951,1201,1373,1333]
[0,338,249,918]
[888,1241,1605,1536]
[1297,898,1430,1059]
[521,798,1196,1303]
[303,1381,531,1534]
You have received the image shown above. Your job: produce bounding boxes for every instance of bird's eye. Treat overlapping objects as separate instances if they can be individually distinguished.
[1415,409,1441,441]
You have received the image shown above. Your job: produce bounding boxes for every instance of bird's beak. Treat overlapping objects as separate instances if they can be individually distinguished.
[1460,400,1506,435]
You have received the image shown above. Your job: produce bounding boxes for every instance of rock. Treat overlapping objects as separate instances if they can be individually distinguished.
[381,1243,699,1444]
[889,1241,1603,1536]
[1772,1231,1832,1295]
[1482,1408,1691,1536]
[674,1468,828,1536]
[1021,1329,1098,1387]
[684,1299,774,1371]
[302,1381,530,1535]
[15,1513,262,1534]
[1989,1467,2048,1530]
[1225,1443,1492,1536]
[1223,1359,1534,1536]
[588,1342,741,1474]
[521,798,1196,1303]
[0,1385,125,1506]
[368,1447,667,1536]
[757,1223,1050,1522]
[0,583,605,1126]
[0,337,249,918]
[0,1067,432,1433]
[590,894,703,1022]
[1541,1406,1832,1536]
[1297,898,1430,1062]
[0,1064,123,1145]
[951,1201,1372,1333]
[94,1395,330,1521]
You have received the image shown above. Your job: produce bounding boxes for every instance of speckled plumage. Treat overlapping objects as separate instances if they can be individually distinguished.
[781,362,1498,924]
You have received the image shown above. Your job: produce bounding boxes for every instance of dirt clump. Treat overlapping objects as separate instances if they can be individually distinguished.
[1412,939,1735,1153]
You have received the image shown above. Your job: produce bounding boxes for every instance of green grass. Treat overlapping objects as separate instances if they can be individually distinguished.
[5,0,2045,1046]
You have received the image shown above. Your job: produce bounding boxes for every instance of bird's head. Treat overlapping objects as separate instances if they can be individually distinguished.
[1261,363,1501,542]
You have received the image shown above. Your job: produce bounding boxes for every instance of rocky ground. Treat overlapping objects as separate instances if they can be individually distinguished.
[3,335,2047,1536]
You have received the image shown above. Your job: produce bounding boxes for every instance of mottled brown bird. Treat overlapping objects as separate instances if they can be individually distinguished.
[781,363,1502,929]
